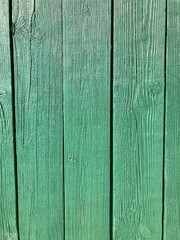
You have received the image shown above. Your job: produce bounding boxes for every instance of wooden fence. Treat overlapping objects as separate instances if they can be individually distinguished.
[0,0,179,239]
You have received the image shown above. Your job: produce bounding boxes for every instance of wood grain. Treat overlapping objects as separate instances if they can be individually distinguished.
[12,0,64,239]
[164,1,180,238]
[63,0,111,239]
[0,1,18,239]
[113,0,165,239]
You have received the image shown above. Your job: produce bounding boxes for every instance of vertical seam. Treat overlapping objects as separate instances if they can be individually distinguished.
[61,0,65,239]
[162,0,168,239]
[110,0,114,239]
[9,1,20,239]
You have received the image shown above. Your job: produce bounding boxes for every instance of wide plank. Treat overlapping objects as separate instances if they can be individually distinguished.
[12,0,64,238]
[63,0,111,239]
[113,1,165,239]
[0,1,18,239]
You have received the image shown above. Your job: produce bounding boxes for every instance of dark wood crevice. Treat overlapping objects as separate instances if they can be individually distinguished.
[110,0,114,239]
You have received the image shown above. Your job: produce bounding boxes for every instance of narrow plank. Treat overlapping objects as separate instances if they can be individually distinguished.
[63,0,111,239]
[0,1,18,239]
[113,1,165,239]
[12,0,64,239]
[164,1,180,238]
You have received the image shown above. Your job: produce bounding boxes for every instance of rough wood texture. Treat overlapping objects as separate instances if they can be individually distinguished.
[12,0,64,239]
[63,0,111,239]
[2,1,180,239]
[164,1,180,238]
[113,1,165,239]
[0,1,18,239]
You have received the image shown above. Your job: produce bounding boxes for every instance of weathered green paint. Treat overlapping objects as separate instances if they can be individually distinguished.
[113,0,165,239]
[1,0,180,239]
[0,1,18,239]
[164,1,180,239]
[63,0,111,239]
[12,0,64,239]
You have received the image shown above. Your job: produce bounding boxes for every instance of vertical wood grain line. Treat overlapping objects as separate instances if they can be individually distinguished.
[62,0,65,239]
[110,0,114,239]
[162,0,168,239]
[9,1,20,239]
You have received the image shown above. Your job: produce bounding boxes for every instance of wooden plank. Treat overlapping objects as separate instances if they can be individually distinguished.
[0,1,18,239]
[164,1,180,238]
[63,1,111,239]
[113,1,165,239]
[12,0,64,239]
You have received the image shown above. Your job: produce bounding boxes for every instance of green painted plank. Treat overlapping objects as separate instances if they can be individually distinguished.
[63,1,111,239]
[0,1,18,239]
[12,0,64,239]
[113,1,165,239]
[164,1,180,238]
